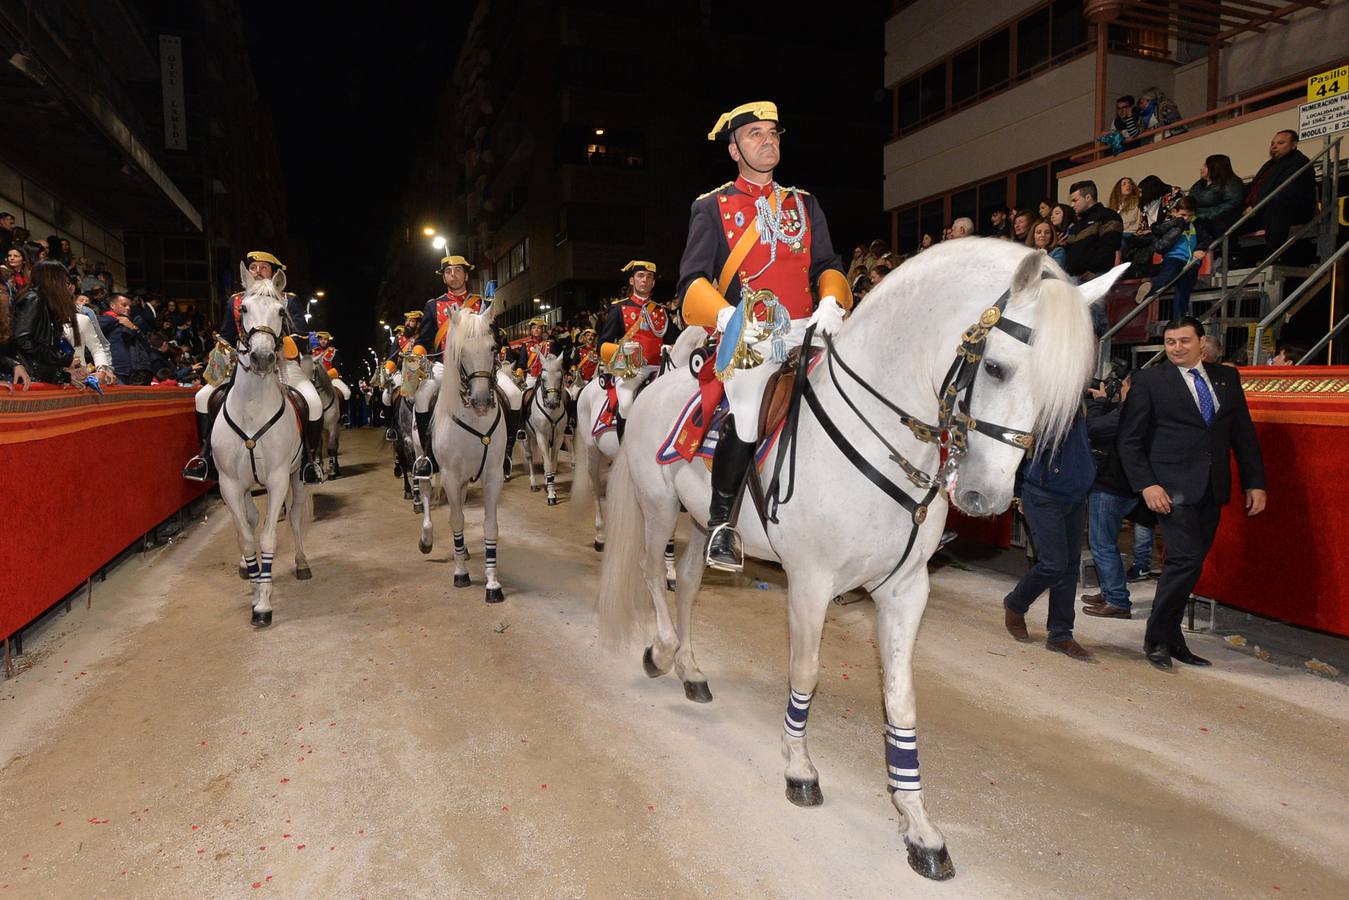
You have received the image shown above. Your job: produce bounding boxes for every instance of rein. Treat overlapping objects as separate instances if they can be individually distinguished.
[765,288,1036,589]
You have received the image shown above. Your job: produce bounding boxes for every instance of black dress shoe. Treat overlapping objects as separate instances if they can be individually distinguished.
[1144,644,1173,670]
[1170,646,1212,667]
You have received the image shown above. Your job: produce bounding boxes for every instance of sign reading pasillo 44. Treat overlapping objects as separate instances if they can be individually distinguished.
[1307,65,1347,102]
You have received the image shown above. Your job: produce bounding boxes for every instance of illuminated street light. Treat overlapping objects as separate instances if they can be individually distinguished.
[315,291,325,298]
[422,226,436,237]
[594,128,605,136]
[431,235,447,250]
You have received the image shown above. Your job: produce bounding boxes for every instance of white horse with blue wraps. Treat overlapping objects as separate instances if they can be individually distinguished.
[521,353,568,505]
[597,241,1126,880]
[213,265,313,628]
[418,306,507,603]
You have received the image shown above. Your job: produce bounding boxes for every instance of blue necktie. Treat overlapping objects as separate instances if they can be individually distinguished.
[1189,369,1214,425]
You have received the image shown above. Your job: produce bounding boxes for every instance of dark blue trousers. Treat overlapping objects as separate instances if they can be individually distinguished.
[1006,488,1087,643]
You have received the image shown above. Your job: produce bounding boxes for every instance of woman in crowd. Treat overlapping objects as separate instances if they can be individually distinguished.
[1109,178,1142,233]
[5,245,32,294]
[1136,175,1181,231]
[1189,154,1244,237]
[1011,210,1033,244]
[917,233,934,252]
[1037,199,1054,220]
[164,299,186,328]
[1030,219,1068,269]
[9,259,82,383]
[0,280,28,387]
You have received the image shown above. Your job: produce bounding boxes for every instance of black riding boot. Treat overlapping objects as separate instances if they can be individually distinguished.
[301,417,325,484]
[705,414,756,572]
[383,399,397,441]
[183,411,217,481]
[413,410,437,477]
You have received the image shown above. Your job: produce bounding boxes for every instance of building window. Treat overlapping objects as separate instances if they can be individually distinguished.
[892,0,1093,138]
[557,125,646,168]
[501,237,529,284]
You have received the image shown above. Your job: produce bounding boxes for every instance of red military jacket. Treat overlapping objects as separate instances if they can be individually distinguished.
[313,346,336,369]
[676,175,843,322]
[577,347,599,381]
[599,295,670,364]
[416,290,485,352]
[518,338,553,378]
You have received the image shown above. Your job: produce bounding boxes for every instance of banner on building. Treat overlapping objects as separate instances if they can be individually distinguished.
[160,35,187,151]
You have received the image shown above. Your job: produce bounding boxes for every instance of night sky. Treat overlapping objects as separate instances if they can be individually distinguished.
[240,3,472,350]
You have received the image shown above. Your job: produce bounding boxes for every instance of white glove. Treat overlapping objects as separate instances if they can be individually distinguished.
[715,305,736,333]
[808,296,846,337]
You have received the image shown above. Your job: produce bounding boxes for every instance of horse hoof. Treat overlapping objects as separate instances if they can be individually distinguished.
[547,496,558,506]
[905,840,955,881]
[394,464,403,477]
[403,488,413,499]
[412,501,424,514]
[454,573,471,588]
[784,777,823,807]
[296,566,312,580]
[641,646,664,678]
[251,609,272,628]
[484,587,505,604]
[666,578,677,592]
[238,566,249,580]
[683,680,713,703]
[530,485,540,493]
[419,538,432,555]
[593,540,604,552]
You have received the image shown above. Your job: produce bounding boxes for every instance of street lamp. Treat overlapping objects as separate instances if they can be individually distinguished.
[422,226,436,237]
[315,290,325,298]
[431,235,447,250]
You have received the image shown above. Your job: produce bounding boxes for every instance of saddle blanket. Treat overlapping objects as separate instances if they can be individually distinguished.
[591,383,620,437]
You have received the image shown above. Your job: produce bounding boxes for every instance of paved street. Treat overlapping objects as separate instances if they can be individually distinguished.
[2,429,1347,899]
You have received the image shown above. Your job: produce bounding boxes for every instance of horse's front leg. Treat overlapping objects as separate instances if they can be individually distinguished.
[671,530,710,702]
[872,563,953,881]
[482,467,504,603]
[544,423,561,506]
[447,479,471,587]
[288,477,312,580]
[524,425,539,492]
[251,475,290,628]
[219,476,259,589]
[779,572,833,807]
[418,467,436,555]
[590,446,606,552]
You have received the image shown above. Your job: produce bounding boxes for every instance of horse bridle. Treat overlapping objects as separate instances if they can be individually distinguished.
[236,323,283,373]
[458,356,499,408]
[765,287,1036,589]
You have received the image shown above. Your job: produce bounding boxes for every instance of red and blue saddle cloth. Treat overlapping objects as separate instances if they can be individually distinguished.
[655,352,825,469]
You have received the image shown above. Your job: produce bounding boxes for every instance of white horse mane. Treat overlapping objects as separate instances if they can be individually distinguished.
[439,309,497,415]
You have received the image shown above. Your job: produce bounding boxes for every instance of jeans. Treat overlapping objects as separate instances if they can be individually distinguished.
[1151,256,1200,319]
[1087,490,1138,610]
[1133,524,1154,569]
[1006,488,1087,643]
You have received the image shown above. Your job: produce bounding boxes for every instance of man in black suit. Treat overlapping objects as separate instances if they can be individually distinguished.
[1242,129,1318,261]
[1117,317,1267,670]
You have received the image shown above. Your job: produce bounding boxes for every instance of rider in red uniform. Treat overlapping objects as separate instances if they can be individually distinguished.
[598,260,679,418]
[513,319,555,388]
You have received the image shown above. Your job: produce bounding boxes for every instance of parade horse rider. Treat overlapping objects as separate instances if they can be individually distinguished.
[598,260,680,436]
[410,255,487,479]
[183,250,325,484]
[311,331,351,423]
[677,101,852,570]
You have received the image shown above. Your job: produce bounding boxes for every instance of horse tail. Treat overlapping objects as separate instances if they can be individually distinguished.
[595,446,650,648]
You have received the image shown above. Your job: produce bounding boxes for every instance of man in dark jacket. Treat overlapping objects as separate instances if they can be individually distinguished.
[1064,180,1124,282]
[1081,372,1144,618]
[1003,408,1097,660]
[1117,316,1267,670]
[1242,129,1318,260]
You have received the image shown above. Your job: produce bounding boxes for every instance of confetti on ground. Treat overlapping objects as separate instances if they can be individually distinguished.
[1305,658,1341,678]
[1225,635,1247,647]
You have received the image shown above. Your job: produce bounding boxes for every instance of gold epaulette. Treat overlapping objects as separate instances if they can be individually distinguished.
[695,181,734,201]
[785,186,810,196]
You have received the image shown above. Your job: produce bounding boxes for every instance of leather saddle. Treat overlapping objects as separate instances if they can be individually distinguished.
[758,346,820,438]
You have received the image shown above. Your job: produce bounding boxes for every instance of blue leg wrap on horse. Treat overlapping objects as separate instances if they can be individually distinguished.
[259,553,274,585]
[885,724,920,792]
[485,539,497,567]
[453,532,466,555]
[245,554,260,582]
[783,688,813,739]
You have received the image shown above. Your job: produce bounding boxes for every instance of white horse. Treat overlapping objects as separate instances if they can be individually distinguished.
[213,264,313,628]
[301,356,342,480]
[596,241,1126,880]
[521,353,569,505]
[418,306,507,603]
[573,329,704,581]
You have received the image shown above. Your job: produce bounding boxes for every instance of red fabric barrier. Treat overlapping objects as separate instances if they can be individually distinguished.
[0,384,210,640]
[1194,366,1349,637]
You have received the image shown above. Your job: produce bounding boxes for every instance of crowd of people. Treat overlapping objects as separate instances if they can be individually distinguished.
[0,217,215,389]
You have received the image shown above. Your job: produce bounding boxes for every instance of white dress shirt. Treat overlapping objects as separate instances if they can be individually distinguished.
[1176,361,1220,417]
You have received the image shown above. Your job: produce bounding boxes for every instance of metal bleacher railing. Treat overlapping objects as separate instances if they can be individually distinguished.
[1097,135,1344,374]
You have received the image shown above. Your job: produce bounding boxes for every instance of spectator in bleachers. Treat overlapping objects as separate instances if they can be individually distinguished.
[917,233,934,252]
[1137,175,1182,232]
[1064,180,1122,283]
[1109,178,1142,234]
[0,213,14,254]
[1011,210,1033,244]
[1037,199,1054,220]
[0,281,28,387]
[1200,334,1223,365]
[1242,129,1318,260]
[950,217,974,239]
[869,262,892,285]
[1099,95,1142,155]
[985,207,1011,239]
[1029,219,1068,269]
[5,245,32,294]
[1190,154,1244,237]
[1146,195,1207,319]
[100,292,151,384]
[9,259,81,384]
